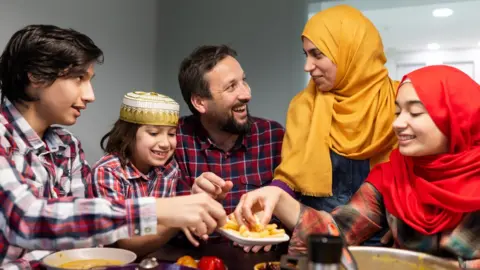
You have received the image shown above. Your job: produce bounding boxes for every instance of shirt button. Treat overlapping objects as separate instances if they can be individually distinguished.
[134,229,140,235]
[145,227,152,233]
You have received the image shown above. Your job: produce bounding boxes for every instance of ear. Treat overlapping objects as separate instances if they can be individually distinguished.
[191,95,208,114]
[27,72,44,88]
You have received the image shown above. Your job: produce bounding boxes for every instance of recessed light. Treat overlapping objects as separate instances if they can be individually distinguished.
[432,8,453,17]
[427,43,440,50]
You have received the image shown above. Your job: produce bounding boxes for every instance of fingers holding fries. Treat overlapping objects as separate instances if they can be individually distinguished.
[234,186,283,228]
[222,213,286,239]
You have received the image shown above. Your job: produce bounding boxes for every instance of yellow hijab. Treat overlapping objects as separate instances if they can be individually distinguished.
[274,5,399,196]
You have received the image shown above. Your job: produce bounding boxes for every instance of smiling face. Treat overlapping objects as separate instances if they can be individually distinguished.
[195,55,252,134]
[302,37,337,92]
[130,125,177,173]
[393,82,448,157]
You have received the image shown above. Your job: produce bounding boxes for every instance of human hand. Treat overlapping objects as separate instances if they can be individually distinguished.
[192,172,233,200]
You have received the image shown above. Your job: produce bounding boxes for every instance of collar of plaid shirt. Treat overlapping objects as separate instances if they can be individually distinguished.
[187,115,250,152]
[123,158,178,181]
[1,99,70,154]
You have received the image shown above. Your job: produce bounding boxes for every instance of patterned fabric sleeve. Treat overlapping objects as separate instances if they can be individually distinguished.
[90,166,126,200]
[288,183,385,254]
[0,146,157,259]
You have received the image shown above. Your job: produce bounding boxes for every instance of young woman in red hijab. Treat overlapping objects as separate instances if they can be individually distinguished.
[234,65,480,269]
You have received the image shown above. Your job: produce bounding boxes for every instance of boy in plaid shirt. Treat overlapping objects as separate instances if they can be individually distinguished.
[0,25,226,269]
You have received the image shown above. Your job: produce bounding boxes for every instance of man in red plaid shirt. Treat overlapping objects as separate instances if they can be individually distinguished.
[0,25,226,269]
[175,45,285,253]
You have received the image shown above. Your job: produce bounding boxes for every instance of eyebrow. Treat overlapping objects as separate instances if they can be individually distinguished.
[394,100,425,107]
[307,48,322,55]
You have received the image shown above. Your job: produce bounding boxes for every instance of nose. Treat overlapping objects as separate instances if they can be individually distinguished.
[82,81,95,103]
[304,56,315,73]
[157,134,171,149]
[238,82,252,102]
[392,112,408,131]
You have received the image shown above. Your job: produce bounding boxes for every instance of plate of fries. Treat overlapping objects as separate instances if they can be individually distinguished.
[217,214,289,246]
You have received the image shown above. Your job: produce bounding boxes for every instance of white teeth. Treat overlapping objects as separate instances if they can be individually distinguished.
[233,106,246,112]
[399,135,415,141]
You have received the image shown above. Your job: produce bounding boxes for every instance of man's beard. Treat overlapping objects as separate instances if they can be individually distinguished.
[219,107,252,135]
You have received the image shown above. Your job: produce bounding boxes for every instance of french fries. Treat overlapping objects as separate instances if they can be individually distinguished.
[222,213,286,238]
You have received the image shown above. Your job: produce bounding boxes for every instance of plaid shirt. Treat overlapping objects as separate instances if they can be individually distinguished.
[0,100,157,269]
[88,154,180,199]
[289,183,480,269]
[175,115,284,214]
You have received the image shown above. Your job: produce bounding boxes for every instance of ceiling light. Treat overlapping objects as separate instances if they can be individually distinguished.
[432,8,453,17]
[427,43,440,50]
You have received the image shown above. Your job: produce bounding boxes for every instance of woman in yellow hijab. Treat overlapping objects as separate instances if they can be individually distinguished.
[271,5,398,215]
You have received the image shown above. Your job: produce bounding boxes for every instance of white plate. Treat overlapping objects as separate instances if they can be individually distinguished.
[217,228,290,246]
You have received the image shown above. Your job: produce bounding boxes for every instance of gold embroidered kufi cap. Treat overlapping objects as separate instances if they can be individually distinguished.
[120,91,180,126]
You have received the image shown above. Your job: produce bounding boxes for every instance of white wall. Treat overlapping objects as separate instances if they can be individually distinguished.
[0,0,159,163]
[386,49,480,82]
[155,0,309,125]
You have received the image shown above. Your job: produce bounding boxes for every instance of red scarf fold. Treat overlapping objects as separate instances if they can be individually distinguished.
[367,65,480,235]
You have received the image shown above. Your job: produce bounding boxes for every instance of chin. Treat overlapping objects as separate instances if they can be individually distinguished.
[150,159,168,167]
[398,147,421,157]
[58,118,77,126]
[316,84,333,92]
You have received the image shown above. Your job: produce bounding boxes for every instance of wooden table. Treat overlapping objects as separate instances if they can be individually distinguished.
[146,239,288,270]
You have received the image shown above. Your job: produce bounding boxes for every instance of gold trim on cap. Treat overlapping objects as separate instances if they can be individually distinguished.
[119,91,180,126]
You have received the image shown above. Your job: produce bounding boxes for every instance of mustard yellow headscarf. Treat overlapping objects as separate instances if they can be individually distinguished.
[274,5,399,196]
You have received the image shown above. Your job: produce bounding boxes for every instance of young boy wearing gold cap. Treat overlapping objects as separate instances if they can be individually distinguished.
[89,91,198,257]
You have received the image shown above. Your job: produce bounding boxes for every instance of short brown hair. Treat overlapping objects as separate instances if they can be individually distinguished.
[100,119,140,166]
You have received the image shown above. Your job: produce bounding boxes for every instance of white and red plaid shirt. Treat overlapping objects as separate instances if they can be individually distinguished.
[89,154,179,200]
[0,99,157,269]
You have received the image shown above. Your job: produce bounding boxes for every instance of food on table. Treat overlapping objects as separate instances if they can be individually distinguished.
[222,213,286,238]
[197,256,226,270]
[58,259,123,269]
[254,262,281,270]
[176,255,198,268]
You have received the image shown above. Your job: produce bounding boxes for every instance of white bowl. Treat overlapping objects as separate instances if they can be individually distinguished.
[41,247,137,270]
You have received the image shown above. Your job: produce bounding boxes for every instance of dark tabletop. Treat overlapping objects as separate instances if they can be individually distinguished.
[145,240,288,270]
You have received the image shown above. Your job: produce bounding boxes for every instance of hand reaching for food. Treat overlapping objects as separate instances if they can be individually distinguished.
[222,213,285,239]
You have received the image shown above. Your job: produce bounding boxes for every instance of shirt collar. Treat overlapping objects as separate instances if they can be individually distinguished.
[191,116,250,152]
[124,158,178,181]
[1,99,68,153]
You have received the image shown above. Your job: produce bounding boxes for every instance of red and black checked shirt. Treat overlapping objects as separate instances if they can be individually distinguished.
[89,154,180,200]
[175,115,284,214]
[0,100,157,269]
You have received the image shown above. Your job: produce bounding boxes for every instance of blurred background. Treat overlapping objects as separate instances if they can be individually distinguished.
[1,0,478,162]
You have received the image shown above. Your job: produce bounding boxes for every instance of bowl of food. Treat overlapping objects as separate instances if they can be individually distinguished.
[41,247,137,270]
[253,261,280,270]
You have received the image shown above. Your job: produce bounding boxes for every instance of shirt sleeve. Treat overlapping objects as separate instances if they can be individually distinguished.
[288,183,385,255]
[90,166,126,200]
[0,146,157,251]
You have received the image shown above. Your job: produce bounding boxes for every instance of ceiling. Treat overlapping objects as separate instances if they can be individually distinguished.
[308,0,480,52]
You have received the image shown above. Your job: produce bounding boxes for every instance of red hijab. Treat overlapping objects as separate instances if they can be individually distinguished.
[367,65,480,235]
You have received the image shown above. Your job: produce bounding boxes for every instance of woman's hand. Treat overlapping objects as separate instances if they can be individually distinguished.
[234,186,283,227]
